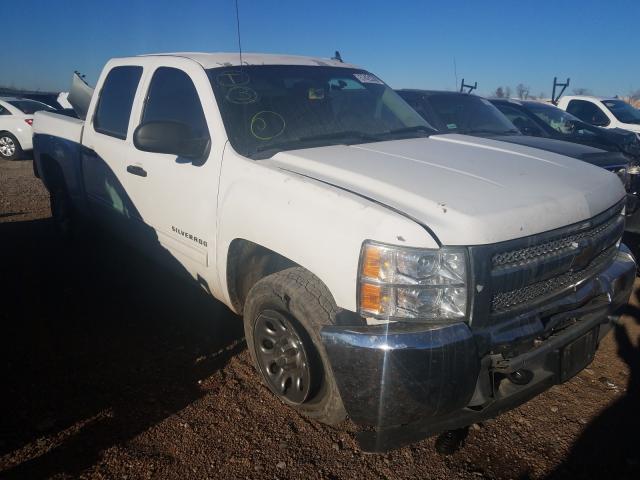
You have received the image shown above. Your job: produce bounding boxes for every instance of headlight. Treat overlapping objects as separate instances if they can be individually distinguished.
[358,241,468,322]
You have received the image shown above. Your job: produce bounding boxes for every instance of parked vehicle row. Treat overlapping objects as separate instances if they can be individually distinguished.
[396,90,640,232]
[557,95,640,136]
[0,97,56,160]
[30,52,637,452]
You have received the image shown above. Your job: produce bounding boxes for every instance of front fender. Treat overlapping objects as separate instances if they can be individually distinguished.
[216,150,438,312]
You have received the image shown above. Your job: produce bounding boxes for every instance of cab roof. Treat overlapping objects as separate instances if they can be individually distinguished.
[561,95,614,102]
[139,52,359,69]
[397,89,469,96]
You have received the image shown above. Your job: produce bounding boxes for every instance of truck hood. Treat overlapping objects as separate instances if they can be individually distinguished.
[267,134,625,246]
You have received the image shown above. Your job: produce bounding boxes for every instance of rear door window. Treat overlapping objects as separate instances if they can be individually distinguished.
[0,104,10,115]
[93,66,143,139]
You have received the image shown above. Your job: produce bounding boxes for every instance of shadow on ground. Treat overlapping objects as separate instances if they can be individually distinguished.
[0,218,244,478]
[545,232,640,479]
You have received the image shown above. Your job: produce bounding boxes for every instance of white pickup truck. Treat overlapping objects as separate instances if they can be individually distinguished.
[33,53,636,452]
[557,95,640,137]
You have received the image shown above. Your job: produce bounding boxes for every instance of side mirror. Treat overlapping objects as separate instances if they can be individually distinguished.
[133,121,209,159]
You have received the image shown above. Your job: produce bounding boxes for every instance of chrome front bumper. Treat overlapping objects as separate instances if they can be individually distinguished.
[321,245,636,452]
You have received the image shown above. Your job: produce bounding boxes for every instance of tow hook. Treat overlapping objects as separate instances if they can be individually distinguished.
[507,368,534,385]
[435,427,470,455]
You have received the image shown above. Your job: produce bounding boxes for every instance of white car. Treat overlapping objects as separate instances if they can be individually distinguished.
[32,53,635,451]
[0,97,55,160]
[556,95,640,137]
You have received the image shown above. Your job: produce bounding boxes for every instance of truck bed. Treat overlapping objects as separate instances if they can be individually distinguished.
[32,111,85,195]
[33,110,84,144]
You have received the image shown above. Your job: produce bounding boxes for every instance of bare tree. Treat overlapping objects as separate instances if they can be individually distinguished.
[629,89,640,101]
[516,84,530,100]
[572,87,591,95]
[504,86,512,99]
[494,86,505,98]
[538,92,546,100]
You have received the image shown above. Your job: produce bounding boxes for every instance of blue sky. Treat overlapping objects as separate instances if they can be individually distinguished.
[3,0,639,97]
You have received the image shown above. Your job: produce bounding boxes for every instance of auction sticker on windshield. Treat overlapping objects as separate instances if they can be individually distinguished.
[353,73,384,85]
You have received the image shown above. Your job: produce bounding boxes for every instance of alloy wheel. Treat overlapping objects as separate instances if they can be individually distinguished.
[0,136,16,157]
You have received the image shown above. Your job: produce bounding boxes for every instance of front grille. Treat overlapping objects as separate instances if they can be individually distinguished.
[491,246,616,312]
[492,212,620,268]
[481,201,626,316]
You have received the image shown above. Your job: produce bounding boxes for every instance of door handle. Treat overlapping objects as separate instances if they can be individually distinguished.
[126,165,147,177]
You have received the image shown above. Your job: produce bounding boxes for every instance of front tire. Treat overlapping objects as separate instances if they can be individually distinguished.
[243,267,346,425]
[0,133,22,161]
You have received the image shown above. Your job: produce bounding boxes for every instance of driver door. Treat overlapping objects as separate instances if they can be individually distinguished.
[123,65,216,279]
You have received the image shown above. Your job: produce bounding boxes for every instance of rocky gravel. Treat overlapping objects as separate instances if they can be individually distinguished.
[1,158,639,479]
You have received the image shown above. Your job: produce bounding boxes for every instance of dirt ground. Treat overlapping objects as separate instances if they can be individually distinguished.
[0,157,639,480]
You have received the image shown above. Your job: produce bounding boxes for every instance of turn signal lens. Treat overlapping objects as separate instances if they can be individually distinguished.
[360,283,382,314]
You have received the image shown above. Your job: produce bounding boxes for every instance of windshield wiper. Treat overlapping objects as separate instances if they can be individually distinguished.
[380,125,435,137]
[297,130,381,143]
[254,141,301,154]
[252,131,380,158]
[464,128,516,136]
[251,127,435,159]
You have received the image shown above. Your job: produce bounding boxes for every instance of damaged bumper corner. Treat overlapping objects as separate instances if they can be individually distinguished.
[320,244,636,452]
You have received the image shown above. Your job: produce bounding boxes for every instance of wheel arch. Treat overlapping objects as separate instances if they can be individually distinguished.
[37,152,67,194]
[226,238,301,314]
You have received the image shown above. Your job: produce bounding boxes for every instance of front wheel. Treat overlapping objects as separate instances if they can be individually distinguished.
[243,267,346,425]
[0,133,22,161]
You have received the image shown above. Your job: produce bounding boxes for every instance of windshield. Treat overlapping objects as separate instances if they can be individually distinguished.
[208,65,434,158]
[602,99,640,124]
[7,99,55,114]
[526,103,591,135]
[415,93,518,135]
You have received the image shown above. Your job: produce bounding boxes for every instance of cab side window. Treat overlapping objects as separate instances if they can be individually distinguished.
[495,104,544,136]
[566,100,610,127]
[142,67,208,138]
[93,66,143,139]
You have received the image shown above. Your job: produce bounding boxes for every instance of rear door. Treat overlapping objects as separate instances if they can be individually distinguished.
[81,64,144,236]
